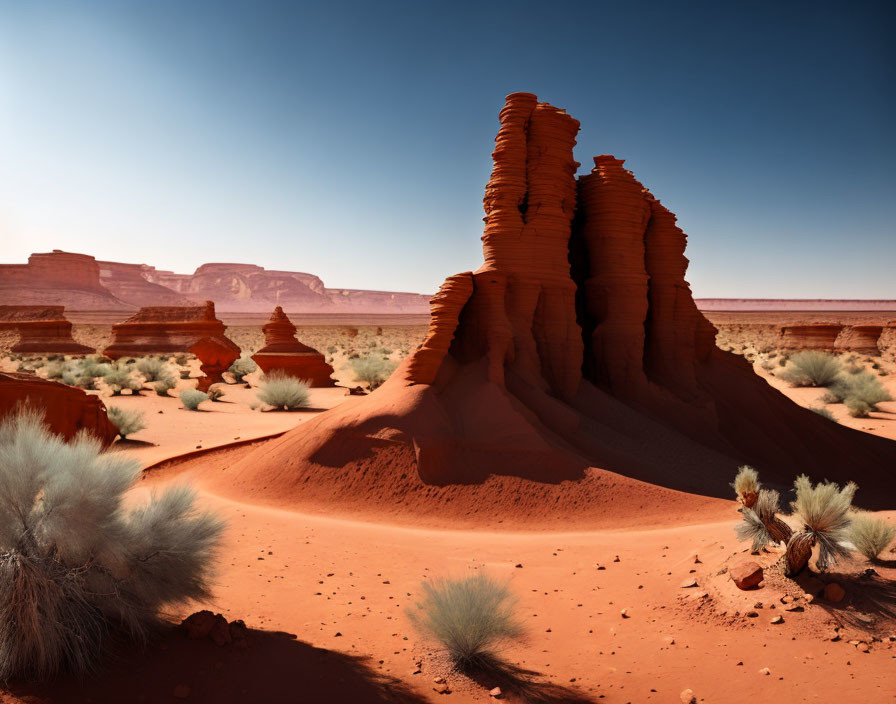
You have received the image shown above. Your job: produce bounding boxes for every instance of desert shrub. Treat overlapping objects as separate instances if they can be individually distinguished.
[350,356,398,391]
[77,356,113,379]
[778,351,841,387]
[848,512,896,560]
[43,361,66,380]
[107,406,146,439]
[153,376,177,397]
[136,357,170,383]
[731,465,760,506]
[844,372,892,408]
[808,406,837,422]
[180,369,192,379]
[206,384,226,402]
[256,373,310,410]
[736,489,791,551]
[844,363,864,375]
[0,410,224,679]
[760,360,775,372]
[174,354,190,366]
[786,476,856,574]
[406,573,523,668]
[179,389,209,411]
[846,398,872,418]
[228,356,257,384]
[102,364,144,396]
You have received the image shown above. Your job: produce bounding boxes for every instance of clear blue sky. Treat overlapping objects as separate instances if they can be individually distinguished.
[1,1,893,297]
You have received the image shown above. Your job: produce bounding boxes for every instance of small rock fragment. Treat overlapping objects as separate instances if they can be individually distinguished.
[730,561,763,590]
[758,667,771,676]
[680,689,696,704]
[823,583,846,603]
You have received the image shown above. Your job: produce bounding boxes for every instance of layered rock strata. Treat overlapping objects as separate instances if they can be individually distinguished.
[835,325,883,355]
[204,93,896,514]
[251,307,335,386]
[0,305,94,354]
[104,301,240,389]
[780,324,844,351]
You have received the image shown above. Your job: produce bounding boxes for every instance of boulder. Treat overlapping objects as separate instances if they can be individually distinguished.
[730,561,764,590]
[823,582,846,603]
[0,372,116,446]
[251,307,335,386]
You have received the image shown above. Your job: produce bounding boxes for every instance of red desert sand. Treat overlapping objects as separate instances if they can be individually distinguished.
[1,94,894,704]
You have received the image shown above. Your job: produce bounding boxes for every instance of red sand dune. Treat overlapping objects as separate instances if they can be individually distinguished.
[201,92,896,518]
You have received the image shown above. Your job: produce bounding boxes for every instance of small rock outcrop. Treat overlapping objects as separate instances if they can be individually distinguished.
[0,305,94,355]
[0,372,117,446]
[835,325,883,355]
[251,307,335,386]
[104,301,240,390]
[780,324,843,351]
[729,561,764,590]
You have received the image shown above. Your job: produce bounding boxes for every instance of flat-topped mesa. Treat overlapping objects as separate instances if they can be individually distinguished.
[780,323,844,351]
[0,305,94,355]
[251,307,335,386]
[835,325,883,355]
[210,93,896,515]
[104,301,240,390]
[0,372,117,446]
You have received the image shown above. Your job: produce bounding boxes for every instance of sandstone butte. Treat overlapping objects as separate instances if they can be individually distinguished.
[779,323,844,351]
[251,307,335,386]
[834,324,884,355]
[103,301,240,391]
[188,93,896,519]
[0,372,117,446]
[0,305,95,355]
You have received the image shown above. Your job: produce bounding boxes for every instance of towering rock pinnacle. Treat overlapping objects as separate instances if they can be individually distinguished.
[209,94,896,515]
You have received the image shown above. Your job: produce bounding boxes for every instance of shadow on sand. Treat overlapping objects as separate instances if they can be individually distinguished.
[6,624,428,704]
[461,653,598,704]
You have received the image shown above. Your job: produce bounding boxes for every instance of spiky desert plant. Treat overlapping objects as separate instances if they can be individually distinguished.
[179,389,208,411]
[406,573,523,668]
[779,351,842,387]
[732,465,760,509]
[735,489,792,551]
[0,410,224,680]
[256,372,310,410]
[153,376,177,397]
[228,355,257,384]
[349,356,398,391]
[848,512,896,561]
[107,406,146,440]
[206,384,226,402]
[785,476,856,575]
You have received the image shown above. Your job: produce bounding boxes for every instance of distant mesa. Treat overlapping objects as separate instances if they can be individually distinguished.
[0,250,431,314]
[205,92,896,521]
[104,301,240,391]
[0,372,117,446]
[0,305,94,355]
[251,307,336,386]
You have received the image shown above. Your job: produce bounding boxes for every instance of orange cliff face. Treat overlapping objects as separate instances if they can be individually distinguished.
[200,93,896,522]
[251,306,335,386]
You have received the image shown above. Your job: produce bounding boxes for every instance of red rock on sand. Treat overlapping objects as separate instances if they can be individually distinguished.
[198,93,896,524]
[0,305,94,355]
[0,372,117,446]
[835,325,883,355]
[730,561,764,590]
[251,306,335,386]
[780,323,844,351]
[104,301,240,391]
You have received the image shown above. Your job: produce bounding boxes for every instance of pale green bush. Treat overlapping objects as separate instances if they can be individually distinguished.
[256,373,310,410]
[107,406,146,439]
[179,389,209,411]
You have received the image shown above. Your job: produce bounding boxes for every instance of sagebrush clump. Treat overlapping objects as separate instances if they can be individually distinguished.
[0,410,224,679]
[179,389,209,411]
[848,512,896,560]
[256,373,310,410]
[349,356,398,391]
[228,356,257,384]
[778,351,842,387]
[406,573,523,668]
[107,406,146,439]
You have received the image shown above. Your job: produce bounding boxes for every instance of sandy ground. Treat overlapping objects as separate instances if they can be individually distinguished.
[1,338,895,703]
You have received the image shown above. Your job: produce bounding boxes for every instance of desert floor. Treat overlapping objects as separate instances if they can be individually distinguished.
[1,323,894,703]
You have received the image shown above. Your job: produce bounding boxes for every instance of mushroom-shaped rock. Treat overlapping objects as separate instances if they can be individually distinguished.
[0,305,94,355]
[250,307,335,386]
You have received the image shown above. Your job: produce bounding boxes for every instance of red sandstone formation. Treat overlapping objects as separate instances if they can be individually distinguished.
[780,324,844,351]
[104,302,240,389]
[86,97,896,511]
[98,260,198,307]
[251,307,335,386]
[0,305,94,355]
[835,325,883,355]
[0,372,117,446]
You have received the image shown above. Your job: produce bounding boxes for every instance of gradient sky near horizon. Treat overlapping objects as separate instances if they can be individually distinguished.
[1,1,893,297]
